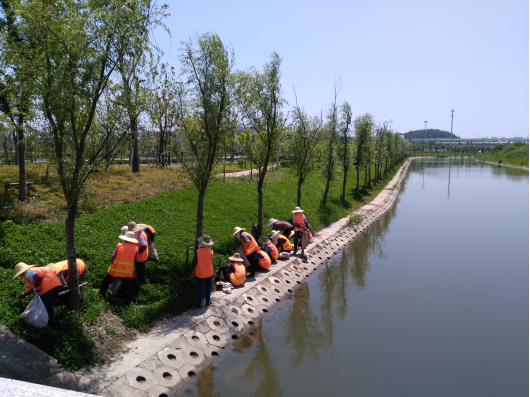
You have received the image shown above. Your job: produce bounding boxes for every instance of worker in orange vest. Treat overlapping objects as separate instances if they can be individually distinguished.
[99,231,139,303]
[233,226,260,278]
[292,206,309,255]
[253,249,271,270]
[270,230,293,254]
[45,258,87,289]
[14,262,62,324]
[259,236,278,264]
[128,222,149,284]
[193,234,214,308]
[217,252,246,287]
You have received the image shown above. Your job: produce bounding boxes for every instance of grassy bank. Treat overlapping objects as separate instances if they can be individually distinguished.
[475,143,529,167]
[0,160,405,370]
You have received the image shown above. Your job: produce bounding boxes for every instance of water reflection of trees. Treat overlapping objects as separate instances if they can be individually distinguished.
[241,318,283,397]
[283,282,325,368]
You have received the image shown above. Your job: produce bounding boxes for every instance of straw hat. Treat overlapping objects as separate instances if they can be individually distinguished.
[232,227,246,236]
[270,230,280,239]
[128,221,142,232]
[259,236,271,244]
[292,206,304,213]
[267,218,278,227]
[197,234,214,246]
[45,263,56,271]
[229,253,244,262]
[119,231,139,244]
[13,262,36,279]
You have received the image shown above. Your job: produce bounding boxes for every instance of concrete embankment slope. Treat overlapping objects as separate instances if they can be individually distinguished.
[1,159,413,397]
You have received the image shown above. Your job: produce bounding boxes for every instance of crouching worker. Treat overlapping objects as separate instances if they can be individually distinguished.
[14,262,61,324]
[271,230,292,259]
[253,248,271,271]
[259,236,278,264]
[194,235,214,308]
[46,258,87,290]
[128,222,149,284]
[233,226,260,278]
[99,231,139,303]
[217,253,246,287]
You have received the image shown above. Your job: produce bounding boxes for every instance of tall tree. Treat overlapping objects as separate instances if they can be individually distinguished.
[12,0,163,310]
[0,0,32,201]
[338,101,352,200]
[320,80,340,206]
[288,89,324,206]
[352,113,374,195]
[234,52,285,236]
[175,32,234,244]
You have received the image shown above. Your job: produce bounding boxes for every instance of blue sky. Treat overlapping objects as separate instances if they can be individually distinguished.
[152,0,528,138]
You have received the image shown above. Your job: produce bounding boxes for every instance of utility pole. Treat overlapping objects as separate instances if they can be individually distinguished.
[450,108,455,152]
[424,121,428,152]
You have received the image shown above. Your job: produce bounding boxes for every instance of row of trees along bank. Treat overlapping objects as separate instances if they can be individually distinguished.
[0,1,410,311]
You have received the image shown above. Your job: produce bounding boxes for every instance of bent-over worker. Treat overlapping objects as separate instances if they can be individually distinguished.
[292,206,309,255]
[99,231,139,303]
[45,258,87,290]
[271,230,293,254]
[128,221,148,284]
[14,262,61,324]
[217,253,246,287]
[259,236,278,264]
[268,218,294,237]
[233,226,260,277]
[253,249,271,270]
[194,234,214,308]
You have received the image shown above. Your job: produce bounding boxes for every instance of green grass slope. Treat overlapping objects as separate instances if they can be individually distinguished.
[0,162,404,369]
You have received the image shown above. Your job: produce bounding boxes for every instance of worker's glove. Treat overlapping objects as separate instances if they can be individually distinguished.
[18,292,27,299]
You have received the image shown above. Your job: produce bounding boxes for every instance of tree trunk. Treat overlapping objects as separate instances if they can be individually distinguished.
[131,118,140,173]
[3,136,8,165]
[322,175,331,206]
[368,165,371,188]
[355,166,360,195]
[17,114,26,201]
[66,199,80,311]
[297,175,303,207]
[341,165,348,200]
[195,184,207,249]
[158,129,165,167]
[257,179,264,237]
[12,130,18,165]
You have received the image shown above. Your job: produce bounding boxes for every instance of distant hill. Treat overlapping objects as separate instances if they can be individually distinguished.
[404,129,459,139]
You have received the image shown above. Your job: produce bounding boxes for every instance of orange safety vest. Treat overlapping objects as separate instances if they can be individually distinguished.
[53,259,86,282]
[196,247,213,278]
[293,213,306,231]
[135,230,149,262]
[23,267,61,296]
[241,232,259,256]
[108,242,138,278]
[230,263,246,286]
[265,242,278,260]
[277,235,292,251]
[256,249,271,269]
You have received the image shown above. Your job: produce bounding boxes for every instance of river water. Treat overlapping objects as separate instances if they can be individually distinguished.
[176,158,529,397]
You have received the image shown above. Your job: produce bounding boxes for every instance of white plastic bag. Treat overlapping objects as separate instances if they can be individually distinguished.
[21,293,49,328]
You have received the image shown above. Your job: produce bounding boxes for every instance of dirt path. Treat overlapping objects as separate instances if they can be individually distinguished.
[476,159,529,171]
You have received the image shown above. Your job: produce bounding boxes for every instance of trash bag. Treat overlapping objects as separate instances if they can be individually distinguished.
[147,238,158,261]
[278,252,290,259]
[20,293,49,328]
[236,247,251,268]
[301,229,311,249]
[109,278,122,295]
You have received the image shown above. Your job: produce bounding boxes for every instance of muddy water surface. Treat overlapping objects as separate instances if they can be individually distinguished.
[176,158,529,397]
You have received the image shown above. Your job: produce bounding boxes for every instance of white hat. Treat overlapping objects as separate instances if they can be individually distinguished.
[120,226,128,236]
[119,231,139,244]
[292,206,304,213]
[267,218,278,227]
[270,230,280,239]
[232,227,246,236]
[13,262,36,279]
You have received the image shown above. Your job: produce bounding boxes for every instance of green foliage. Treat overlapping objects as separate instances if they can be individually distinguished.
[347,213,363,226]
[404,129,459,139]
[477,143,529,167]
